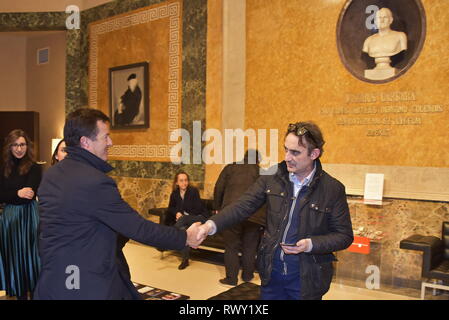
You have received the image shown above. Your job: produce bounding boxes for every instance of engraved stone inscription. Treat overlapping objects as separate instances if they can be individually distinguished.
[321,91,445,137]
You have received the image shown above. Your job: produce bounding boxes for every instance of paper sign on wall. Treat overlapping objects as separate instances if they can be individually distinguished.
[364,173,384,203]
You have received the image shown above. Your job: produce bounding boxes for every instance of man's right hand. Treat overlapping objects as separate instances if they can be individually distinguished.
[186,222,203,248]
[196,223,212,242]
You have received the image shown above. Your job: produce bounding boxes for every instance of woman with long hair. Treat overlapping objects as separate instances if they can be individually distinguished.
[0,129,41,299]
[166,171,207,270]
[50,139,67,165]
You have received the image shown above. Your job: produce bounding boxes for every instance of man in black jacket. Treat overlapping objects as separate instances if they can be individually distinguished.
[213,149,265,286]
[197,122,353,300]
[34,108,201,300]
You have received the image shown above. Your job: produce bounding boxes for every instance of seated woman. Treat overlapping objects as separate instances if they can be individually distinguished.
[167,171,207,270]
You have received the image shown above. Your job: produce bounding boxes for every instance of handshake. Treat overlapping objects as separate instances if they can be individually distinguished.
[185,222,213,248]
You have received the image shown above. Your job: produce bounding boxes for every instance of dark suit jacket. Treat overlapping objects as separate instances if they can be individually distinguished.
[34,147,186,300]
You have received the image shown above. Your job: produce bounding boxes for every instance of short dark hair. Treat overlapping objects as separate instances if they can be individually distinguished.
[285,121,325,158]
[64,108,110,147]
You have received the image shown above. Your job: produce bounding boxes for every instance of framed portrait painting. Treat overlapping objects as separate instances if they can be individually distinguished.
[109,62,149,129]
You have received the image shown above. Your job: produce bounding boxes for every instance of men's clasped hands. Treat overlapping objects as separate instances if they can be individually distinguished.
[185,222,312,254]
[185,222,212,248]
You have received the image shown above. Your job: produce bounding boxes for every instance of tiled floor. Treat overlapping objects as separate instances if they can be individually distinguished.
[2,242,447,300]
[122,242,419,300]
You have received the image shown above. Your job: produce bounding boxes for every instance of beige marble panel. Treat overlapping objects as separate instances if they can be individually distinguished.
[222,0,246,132]
[245,0,449,201]
[205,0,225,189]
[323,163,449,201]
[341,195,449,289]
[89,1,183,162]
[246,0,449,168]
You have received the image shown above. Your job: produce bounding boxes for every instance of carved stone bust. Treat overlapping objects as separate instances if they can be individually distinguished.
[362,8,408,80]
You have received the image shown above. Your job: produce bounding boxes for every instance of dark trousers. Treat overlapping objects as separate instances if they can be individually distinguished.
[223,220,263,282]
[260,258,301,300]
[260,258,323,300]
[174,215,206,260]
[260,269,301,300]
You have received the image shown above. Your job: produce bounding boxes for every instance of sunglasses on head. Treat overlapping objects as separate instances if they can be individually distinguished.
[287,123,318,146]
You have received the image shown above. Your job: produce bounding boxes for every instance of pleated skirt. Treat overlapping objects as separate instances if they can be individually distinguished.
[0,201,41,297]
[0,207,4,291]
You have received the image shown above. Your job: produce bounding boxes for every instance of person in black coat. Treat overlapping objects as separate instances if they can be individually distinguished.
[114,73,142,126]
[213,150,266,286]
[167,171,208,270]
[34,108,201,300]
[197,122,353,300]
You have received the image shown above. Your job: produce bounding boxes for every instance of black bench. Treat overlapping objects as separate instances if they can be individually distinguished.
[400,221,449,299]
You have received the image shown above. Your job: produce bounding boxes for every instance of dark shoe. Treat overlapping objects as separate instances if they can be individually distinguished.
[242,276,254,282]
[178,259,189,270]
[219,278,237,287]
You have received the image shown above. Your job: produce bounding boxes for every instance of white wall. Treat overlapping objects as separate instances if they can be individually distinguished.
[0,35,27,110]
[26,32,66,166]
[0,31,66,166]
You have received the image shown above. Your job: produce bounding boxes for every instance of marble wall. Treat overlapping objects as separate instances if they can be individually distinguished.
[245,0,449,168]
[0,0,207,181]
[244,0,449,201]
[337,196,449,290]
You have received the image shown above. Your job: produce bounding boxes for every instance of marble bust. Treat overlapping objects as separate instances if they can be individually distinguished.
[362,8,407,80]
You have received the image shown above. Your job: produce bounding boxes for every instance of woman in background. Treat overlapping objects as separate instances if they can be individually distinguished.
[0,129,41,299]
[167,171,207,270]
[50,139,67,165]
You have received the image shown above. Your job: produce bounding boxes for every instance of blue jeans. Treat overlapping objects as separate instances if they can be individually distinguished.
[260,260,301,300]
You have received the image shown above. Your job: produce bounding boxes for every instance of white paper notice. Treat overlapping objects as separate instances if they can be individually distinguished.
[138,286,154,294]
[364,173,384,201]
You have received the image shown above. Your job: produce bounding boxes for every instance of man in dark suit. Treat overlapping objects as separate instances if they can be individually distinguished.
[34,108,201,300]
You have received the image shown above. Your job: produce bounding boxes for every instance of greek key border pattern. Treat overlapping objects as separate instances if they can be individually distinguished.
[108,144,170,158]
[89,2,181,158]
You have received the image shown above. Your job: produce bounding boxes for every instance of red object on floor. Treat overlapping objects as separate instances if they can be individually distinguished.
[348,236,370,254]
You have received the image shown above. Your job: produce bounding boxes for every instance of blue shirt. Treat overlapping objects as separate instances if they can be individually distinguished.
[276,163,316,275]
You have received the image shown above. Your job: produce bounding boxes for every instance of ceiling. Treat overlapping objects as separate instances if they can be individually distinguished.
[0,0,112,13]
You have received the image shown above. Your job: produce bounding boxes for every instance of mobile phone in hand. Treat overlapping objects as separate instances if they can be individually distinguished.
[280,242,297,247]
